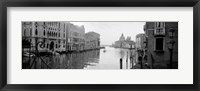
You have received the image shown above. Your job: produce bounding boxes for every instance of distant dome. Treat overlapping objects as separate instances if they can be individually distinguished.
[126,36,131,41]
[119,33,125,41]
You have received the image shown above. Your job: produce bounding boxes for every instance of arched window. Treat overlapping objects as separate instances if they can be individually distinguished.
[24,29,26,36]
[35,22,38,26]
[35,29,38,35]
[30,29,32,36]
[43,30,45,36]
[47,31,49,37]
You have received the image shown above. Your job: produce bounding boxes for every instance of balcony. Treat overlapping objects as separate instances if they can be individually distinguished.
[154,27,165,37]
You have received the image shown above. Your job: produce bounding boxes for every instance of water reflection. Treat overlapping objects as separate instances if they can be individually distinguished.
[119,50,126,59]
[42,50,100,69]
[23,47,135,69]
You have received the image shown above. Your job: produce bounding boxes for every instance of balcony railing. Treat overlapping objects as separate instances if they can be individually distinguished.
[154,27,165,36]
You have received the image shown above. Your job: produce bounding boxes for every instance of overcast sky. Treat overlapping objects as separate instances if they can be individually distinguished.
[70,22,145,45]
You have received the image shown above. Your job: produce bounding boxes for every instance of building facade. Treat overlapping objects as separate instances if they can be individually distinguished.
[135,33,146,51]
[143,22,178,69]
[22,22,33,48]
[67,23,85,52]
[84,32,100,50]
[22,21,67,53]
[113,34,135,49]
[22,22,102,54]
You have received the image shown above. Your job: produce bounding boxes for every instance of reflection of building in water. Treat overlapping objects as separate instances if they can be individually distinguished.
[112,34,135,49]
[70,50,100,69]
[119,50,126,59]
[22,22,67,53]
[84,31,100,50]
[31,50,100,69]
[60,50,100,69]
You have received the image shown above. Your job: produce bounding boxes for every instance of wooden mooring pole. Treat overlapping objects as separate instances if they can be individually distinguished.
[130,57,132,69]
[126,52,128,69]
[120,58,123,69]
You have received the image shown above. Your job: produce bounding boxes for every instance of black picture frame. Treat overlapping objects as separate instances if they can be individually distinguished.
[0,0,199,91]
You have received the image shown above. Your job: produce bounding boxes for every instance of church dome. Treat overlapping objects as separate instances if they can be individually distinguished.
[119,33,125,41]
[126,36,131,41]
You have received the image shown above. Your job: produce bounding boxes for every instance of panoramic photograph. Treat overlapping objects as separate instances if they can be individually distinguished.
[22,21,178,69]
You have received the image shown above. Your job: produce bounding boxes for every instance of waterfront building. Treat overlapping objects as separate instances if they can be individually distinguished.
[114,34,126,48]
[113,34,135,49]
[143,22,178,69]
[22,21,67,53]
[59,22,68,52]
[124,36,135,48]
[66,23,85,52]
[22,22,33,48]
[84,31,100,50]
[134,33,147,67]
[135,33,146,51]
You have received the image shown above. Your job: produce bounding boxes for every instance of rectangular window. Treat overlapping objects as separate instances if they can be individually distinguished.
[68,38,70,43]
[155,22,165,28]
[154,22,165,35]
[155,38,164,51]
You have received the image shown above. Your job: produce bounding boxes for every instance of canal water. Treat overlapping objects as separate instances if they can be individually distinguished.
[24,46,136,69]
